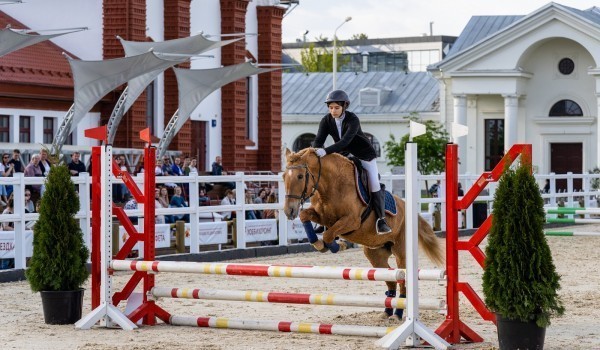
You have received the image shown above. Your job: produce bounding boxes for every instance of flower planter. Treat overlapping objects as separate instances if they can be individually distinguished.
[40,288,84,324]
[496,313,546,350]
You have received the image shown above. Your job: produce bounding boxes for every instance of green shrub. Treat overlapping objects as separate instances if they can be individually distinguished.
[26,164,89,291]
[482,160,564,327]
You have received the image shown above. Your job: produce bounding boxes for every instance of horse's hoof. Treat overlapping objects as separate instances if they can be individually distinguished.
[388,314,402,322]
[338,241,348,251]
[311,240,328,253]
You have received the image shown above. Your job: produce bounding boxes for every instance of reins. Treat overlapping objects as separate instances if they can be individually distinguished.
[284,155,322,207]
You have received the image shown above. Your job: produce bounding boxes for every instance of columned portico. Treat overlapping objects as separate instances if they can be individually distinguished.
[502,94,519,150]
[453,94,467,172]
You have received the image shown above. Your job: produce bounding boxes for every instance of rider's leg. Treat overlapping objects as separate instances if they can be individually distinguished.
[360,159,392,234]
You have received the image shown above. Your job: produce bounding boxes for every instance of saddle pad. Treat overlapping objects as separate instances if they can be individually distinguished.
[354,166,397,216]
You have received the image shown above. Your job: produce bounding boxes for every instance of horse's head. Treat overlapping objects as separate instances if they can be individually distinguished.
[282,147,321,220]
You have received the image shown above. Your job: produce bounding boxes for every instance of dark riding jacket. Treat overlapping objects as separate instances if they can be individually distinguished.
[312,111,377,161]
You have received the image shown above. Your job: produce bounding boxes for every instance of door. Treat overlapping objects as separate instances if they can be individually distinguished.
[550,143,582,191]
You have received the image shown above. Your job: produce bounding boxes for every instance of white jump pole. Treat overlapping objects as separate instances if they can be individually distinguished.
[376,125,449,349]
[76,144,137,330]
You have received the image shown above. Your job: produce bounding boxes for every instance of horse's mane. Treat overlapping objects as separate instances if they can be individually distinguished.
[288,148,353,168]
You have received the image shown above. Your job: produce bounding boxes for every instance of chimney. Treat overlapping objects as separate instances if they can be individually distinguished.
[361,51,369,73]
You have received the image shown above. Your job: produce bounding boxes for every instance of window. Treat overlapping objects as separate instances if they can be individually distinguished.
[558,58,574,75]
[484,119,504,171]
[43,117,54,144]
[292,133,316,152]
[0,115,8,142]
[549,99,583,117]
[146,82,155,134]
[365,133,381,157]
[19,116,31,143]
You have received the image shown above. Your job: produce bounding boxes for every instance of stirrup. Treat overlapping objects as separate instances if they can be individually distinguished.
[376,218,392,234]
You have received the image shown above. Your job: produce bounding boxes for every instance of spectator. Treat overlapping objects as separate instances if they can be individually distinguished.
[39,148,52,176]
[24,190,35,213]
[262,192,278,219]
[154,188,165,224]
[199,188,210,206]
[67,152,86,176]
[0,197,14,269]
[157,186,173,224]
[2,197,14,231]
[134,160,145,176]
[123,193,138,225]
[161,157,175,176]
[211,156,235,189]
[186,158,198,175]
[0,153,14,198]
[169,186,189,222]
[429,180,441,197]
[543,179,550,194]
[245,189,257,220]
[182,157,192,175]
[8,149,23,173]
[155,159,165,176]
[24,154,43,196]
[112,155,130,203]
[171,157,184,176]
[253,188,267,219]
[458,182,464,196]
[220,189,236,220]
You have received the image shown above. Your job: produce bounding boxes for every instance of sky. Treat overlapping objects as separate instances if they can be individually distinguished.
[281,0,600,43]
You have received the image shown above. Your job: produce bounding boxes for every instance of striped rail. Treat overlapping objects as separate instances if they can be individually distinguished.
[545,207,600,215]
[545,231,600,237]
[169,315,396,337]
[151,287,446,311]
[111,260,446,282]
[546,218,600,224]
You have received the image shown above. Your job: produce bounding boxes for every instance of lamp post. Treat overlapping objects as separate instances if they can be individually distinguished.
[332,16,352,90]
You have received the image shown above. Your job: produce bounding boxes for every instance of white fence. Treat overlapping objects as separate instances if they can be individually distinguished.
[1,171,598,269]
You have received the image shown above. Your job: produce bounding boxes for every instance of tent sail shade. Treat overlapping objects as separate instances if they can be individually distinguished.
[172,62,280,134]
[67,51,188,134]
[119,33,244,57]
[0,27,83,57]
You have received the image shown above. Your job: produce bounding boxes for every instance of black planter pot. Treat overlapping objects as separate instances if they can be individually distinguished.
[496,313,546,350]
[40,288,84,325]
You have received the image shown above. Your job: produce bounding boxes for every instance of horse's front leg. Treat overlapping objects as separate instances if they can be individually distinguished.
[299,208,330,252]
[322,215,360,244]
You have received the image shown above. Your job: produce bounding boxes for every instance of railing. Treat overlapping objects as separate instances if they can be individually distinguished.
[1,171,599,270]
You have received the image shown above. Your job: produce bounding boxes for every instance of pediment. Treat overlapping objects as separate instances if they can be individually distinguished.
[434,3,600,74]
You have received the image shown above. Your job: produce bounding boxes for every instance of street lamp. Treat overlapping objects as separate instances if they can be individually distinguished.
[332,16,352,90]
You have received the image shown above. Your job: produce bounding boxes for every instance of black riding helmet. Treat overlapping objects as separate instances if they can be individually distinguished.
[324,90,350,109]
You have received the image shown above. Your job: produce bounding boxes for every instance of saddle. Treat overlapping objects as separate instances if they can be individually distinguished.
[347,156,397,223]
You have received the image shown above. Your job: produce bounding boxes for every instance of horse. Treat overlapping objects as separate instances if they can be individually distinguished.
[282,147,444,320]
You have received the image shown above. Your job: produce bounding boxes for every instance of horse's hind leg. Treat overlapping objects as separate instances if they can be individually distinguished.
[389,243,407,320]
[362,245,398,320]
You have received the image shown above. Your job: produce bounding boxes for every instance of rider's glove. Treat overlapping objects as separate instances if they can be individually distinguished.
[315,148,326,158]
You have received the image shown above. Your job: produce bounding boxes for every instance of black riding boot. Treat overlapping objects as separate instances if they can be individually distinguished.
[373,186,392,234]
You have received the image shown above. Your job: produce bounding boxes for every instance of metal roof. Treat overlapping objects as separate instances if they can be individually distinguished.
[283,71,439,115]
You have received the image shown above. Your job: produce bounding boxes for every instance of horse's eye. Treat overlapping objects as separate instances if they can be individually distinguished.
[297,174,303,180]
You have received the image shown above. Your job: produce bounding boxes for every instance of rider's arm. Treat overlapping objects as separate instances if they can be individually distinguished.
[324,116,360,154]
[312,117,329,149]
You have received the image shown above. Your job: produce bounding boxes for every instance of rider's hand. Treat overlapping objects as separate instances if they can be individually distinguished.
[315,148,326,158]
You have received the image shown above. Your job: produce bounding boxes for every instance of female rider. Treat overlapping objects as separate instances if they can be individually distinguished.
[312,89,391,234]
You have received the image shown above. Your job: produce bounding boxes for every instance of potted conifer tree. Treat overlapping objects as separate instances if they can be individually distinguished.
[25,163,89,324]
[482,158,564,349]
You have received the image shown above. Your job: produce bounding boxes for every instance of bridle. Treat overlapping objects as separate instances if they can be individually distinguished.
[284,156,322,206]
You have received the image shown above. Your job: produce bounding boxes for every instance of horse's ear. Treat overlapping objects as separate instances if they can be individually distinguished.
[285,148,292,159]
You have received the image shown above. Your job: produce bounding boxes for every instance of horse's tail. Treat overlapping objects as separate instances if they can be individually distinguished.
[417,214,445,267]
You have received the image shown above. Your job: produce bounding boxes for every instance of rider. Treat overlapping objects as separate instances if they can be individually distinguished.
[312,89,392,234]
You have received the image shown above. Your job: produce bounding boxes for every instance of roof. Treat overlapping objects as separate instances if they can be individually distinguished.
[0,11,74,88]
[283,35,457,49]
[433,3,600,68]
[283,71,439,115]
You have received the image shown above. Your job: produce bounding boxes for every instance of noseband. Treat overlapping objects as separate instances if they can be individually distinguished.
[285,157,322,206]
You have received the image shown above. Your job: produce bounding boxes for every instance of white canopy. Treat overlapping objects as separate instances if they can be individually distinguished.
[67,51,187,133]
[0,27,81,57]
[173,62,280,134]
[119,32,243,57]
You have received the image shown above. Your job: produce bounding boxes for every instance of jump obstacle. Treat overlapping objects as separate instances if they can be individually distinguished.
[76,128,517,349]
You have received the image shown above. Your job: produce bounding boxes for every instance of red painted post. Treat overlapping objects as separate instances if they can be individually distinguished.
[90,146,101,310]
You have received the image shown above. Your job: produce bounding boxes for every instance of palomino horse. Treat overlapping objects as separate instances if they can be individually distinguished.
[282,148,444,319]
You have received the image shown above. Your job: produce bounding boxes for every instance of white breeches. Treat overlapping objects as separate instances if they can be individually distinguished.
[359,158,381,192]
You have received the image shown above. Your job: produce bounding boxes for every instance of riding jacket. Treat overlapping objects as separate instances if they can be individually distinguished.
[312,111,377,161]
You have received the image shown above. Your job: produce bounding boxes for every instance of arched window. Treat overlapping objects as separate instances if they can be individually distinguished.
[549,100,583,117]
[292,133,315,152]
[365,133,381,157]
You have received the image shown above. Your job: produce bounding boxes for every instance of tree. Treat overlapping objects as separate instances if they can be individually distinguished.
[482,158,564,328]
[299,37,350,72]
[300,43,321,72]
[383,114,449,175]
[26,164,89,291]
[350,33,368,40]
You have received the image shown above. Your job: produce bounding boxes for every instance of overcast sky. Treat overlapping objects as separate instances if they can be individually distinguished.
[281,0,600,43]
